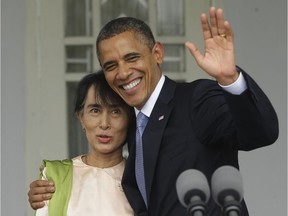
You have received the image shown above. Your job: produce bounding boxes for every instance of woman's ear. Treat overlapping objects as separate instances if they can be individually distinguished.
[77,112,85,128]
[153,42,164,65]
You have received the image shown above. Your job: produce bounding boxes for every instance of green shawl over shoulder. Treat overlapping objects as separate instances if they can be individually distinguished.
[35,159,73,216]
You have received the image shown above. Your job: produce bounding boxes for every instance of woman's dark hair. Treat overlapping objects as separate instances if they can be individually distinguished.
[74,70,132,116]
[96,17,156,60]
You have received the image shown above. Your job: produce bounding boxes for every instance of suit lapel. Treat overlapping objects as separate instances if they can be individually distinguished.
[142,77,176,203]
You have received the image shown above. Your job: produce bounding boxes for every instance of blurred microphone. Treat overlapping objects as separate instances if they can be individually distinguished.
[211,166,243,216]
[176,169,210,216]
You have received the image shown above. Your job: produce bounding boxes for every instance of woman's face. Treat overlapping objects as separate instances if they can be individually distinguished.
[78,86,129,157]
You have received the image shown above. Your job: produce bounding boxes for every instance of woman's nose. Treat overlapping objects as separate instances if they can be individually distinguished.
[99,115,111,130]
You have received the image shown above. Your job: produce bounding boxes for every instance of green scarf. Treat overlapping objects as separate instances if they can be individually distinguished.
[35,159,73,216]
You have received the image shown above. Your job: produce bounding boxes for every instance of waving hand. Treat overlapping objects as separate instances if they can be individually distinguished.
[186,7,239,85]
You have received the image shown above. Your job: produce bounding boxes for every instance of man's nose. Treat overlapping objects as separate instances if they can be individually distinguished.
[117,62,131,79]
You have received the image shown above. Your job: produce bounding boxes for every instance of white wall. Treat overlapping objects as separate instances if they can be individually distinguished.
[1,0,26,215]
[1,0,287,215]
[224,1,287,215]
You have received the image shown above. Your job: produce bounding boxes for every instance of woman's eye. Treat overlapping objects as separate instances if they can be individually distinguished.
[112,109,120,114]
[91,108,100,113]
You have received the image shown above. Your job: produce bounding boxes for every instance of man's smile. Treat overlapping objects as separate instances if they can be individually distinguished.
[122,78,142,91]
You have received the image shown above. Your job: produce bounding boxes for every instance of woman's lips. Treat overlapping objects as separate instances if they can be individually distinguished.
[97,135,111,143]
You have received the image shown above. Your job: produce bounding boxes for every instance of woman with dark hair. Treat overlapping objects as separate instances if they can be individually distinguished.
[34,70,134,216]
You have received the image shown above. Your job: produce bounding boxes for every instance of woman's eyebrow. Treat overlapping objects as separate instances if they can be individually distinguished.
[86,103,101,108]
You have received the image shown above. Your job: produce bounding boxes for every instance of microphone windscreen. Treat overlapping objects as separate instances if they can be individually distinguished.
[211,165,243,206]
[176,169,210,207]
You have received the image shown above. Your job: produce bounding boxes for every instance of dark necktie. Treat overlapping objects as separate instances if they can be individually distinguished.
[135,112,148,206]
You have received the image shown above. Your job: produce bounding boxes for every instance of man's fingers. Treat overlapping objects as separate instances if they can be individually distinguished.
[30,201,46,210]
[28,185,55,198]
[28,179,55,209]
[29,180,55,195]
[223,21,234,41]
[215,8,226,35]
[30,180,54,188]
[209,7,218,37]
[28,192,53,210]
[185,42,204,66]
[201,13,212,40]
[28,192,53,202]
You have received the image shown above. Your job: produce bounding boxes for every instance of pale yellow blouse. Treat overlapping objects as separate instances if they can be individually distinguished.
[36,155,134,216]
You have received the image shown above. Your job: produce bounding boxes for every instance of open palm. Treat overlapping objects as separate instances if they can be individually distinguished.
[186,7,238,85]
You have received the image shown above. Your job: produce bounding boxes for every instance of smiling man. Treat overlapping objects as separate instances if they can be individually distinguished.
[94,7,278,216]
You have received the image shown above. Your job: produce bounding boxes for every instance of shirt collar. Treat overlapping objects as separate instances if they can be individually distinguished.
[135,75,165,117]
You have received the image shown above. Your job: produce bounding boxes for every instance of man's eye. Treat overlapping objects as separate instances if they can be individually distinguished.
[127,56,139,62]
[104,64,117,71]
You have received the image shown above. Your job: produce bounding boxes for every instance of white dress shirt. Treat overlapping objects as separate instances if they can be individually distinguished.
[135,72,247,115]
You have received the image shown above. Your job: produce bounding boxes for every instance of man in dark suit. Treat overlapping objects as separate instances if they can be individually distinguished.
[28,7,278,216]
[95,7,278,216]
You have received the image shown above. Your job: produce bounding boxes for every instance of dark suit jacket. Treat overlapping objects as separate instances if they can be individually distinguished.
[122,68,279,216]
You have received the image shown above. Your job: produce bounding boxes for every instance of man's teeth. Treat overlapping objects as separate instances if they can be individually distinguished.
[123,79,141,90]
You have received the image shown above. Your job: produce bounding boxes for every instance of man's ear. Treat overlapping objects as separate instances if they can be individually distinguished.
[153,42,164,65]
